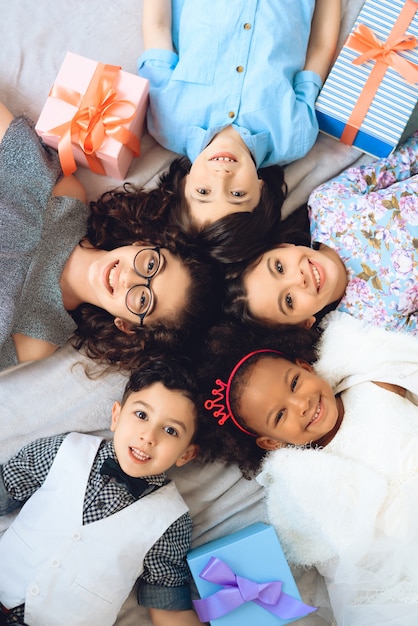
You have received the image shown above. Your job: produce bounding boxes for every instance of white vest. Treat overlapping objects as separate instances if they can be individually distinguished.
[0,433,188,626]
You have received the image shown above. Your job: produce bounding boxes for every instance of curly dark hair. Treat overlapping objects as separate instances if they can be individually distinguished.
[122,353,199,440]
[157,156,288,264]
[70,185,224,371]
[194,319,318,477]
[85,183,183,248]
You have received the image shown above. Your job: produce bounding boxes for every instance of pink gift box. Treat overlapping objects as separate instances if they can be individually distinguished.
[35,51,149,179]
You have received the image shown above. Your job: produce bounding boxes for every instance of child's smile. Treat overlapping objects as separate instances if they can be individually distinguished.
[237,356,342,448]
[110,382,198,477]
[129,446,151,462]
[244,243,347,328]
[184,126,264,227]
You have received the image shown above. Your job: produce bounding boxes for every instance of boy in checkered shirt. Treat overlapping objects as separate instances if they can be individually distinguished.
[0,356,203,626]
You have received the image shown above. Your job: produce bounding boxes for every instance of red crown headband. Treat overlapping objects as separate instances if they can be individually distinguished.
[204,349,283,436]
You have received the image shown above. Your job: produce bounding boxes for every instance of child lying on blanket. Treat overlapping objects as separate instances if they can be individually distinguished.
[0,101,219,373]
[138,0,340,262]
[0,357,204,626]
[224,132,418,334]
[197,316,418,624]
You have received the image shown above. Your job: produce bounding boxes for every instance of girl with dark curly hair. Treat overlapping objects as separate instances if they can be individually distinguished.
[155,157,288,265]
[196,314,418,624]
[0,102,220,372]
[195,320,318,477]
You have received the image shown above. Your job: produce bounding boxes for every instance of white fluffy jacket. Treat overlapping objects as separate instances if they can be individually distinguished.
[314,311,418,400]
[257,313,418,624]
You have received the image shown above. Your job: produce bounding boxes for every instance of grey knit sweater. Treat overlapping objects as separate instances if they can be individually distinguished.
[0,117,88,371]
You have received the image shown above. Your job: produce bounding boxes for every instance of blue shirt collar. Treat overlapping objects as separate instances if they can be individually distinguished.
[186,124,272,170]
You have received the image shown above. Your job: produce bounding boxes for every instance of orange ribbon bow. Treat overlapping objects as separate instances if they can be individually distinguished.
[49,63,141,176]
[349,23,418,83]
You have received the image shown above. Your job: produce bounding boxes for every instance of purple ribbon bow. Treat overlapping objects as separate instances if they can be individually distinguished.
[193,556,316,622]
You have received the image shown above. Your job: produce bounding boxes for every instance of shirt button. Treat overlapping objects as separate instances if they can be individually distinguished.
[51,559,60,568]
[236,66,244,73]
[29,585,39,596]
[228,111,235,118]
[73,531,82,541]
[243,23,251,30]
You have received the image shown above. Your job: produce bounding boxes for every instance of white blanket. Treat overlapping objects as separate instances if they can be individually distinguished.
[1,1,406,624]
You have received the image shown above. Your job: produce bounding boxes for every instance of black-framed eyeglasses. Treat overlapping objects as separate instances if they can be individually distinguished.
[125,247,161,326]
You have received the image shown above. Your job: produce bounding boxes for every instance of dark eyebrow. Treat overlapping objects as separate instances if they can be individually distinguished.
[267,258,287,317]
[266,365,290,427]
[167,419,188,433]
[192,196,252,207]
[132,400,152,410]
[131,400,188,433]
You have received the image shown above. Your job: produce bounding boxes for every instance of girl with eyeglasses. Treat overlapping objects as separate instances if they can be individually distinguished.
[0,101,220,372]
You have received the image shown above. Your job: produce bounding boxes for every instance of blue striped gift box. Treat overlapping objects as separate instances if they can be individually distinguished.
[315,0,418,157]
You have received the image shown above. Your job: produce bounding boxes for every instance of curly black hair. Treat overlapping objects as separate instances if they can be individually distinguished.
[85,183,180,248]
[70,184,224,371]
[123,353,198,402]
[194,319,318,477]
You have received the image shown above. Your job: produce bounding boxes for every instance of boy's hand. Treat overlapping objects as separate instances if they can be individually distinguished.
[149,607,204,626]
[142,0,174,51]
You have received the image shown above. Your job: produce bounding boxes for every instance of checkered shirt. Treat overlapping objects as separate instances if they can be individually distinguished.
[1,434,192,622]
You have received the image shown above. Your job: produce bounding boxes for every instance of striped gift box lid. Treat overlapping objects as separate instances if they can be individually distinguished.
[315,0,418,157]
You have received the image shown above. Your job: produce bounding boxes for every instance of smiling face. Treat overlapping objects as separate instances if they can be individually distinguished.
[184,126,263,227]
[110,382,199,477]
[88,244,191,332]
[237,356,342,448]
[243,243,347,327]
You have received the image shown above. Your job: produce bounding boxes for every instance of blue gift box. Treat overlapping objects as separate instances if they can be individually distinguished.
[187,523,315,626]
[315,0,418,158]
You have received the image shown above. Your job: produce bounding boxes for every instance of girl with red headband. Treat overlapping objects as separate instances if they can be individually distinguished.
[197,314,418,623]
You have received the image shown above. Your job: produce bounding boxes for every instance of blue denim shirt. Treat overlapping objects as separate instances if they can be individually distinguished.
[138,0,322,167]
